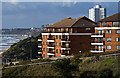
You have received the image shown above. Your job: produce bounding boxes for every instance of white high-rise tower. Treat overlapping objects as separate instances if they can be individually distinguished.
[89,5,106,22]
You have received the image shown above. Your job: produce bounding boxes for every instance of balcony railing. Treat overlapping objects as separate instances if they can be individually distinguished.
[48,43,55,47]
[91,48,105,51]
[61,51,69,55]
[61,45,69,48]
[91,40,104,43]
[92,32,104,35]
[48,37,55,40]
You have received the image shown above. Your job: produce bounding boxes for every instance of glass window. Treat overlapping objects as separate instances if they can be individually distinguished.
[116,30,120,34]
[60,50,61,53]
[106,45,111,50]
[58,29,61,32]
[56,42,58,46]
[59,43,61,46]
[46,42,48,45]
[86,28,91,30]
[43,36,45,39]
[43,42,45,45]
[43,54,45,58]
[116,45,120,50]
[56,36,58,39]
[56,49,58,53]
[50,28,53,31]
[106,30,111,34]
[113,22,120,26]
[107,38,111,42]
[116,38,120,42]
[46,48,48,52]
[59,36,61,39]
[69,28,71,32]
[43,48,45,51]
[102,22,106,26]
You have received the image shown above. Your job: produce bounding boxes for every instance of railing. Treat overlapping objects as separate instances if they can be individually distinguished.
[48,43,55,47]
[61,51,69,55]
[91,48,105,51]
[92,33,104,35]
[48,37,55,40]
[91,40,104,43]
[61,45,69,48]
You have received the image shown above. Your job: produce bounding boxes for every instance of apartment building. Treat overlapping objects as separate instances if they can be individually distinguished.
[91,12,120,53]
[89,5,106,22]
[38,16,96,58]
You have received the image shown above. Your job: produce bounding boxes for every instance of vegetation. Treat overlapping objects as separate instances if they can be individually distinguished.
[2,54,119,78]
[2,36,39,63]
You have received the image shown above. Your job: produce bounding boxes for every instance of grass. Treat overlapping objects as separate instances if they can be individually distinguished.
[2,55,119,78]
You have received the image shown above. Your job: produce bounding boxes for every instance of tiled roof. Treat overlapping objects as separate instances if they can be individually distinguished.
[99,12,120,22]
[47,16,96,28]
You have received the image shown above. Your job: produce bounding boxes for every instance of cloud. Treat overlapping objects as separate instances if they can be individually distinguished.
[9,0,19,5]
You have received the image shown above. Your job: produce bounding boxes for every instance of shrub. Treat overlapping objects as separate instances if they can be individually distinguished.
[9,62,14,66]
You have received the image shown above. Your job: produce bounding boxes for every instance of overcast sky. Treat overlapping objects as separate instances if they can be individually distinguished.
[2,2,119,28]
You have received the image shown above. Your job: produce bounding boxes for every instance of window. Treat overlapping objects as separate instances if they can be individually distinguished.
[58,29,61,32]
[43,36,45,39]
[43,48,45,51]
[97,30,103,34]
[43,54,45,58]
[46,42,48,45]
[60,50,61,53]
[106,45,111,50]
[116,38,120,42]
[56,49,58,53]
[75,30,77,33]
[50,28,53,32]
[106,30,111,34]
[46,48,48,52]
[69,28,71,32]
[56,42,58,46]
[86,28,91,30]
[59,43,61,46]
[116,45,120,50]
[98,38,103,41]
[62,28,65,31]
[116,30,120,34]
[43,42,45,45]
[102,22,106,26]
[56,36,58,39]
[113,22,120,26]
[59,36,61,39]
[107,38,111,42]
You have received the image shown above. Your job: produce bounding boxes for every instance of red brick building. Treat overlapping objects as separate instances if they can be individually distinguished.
[38,16,96,58]
[91,12,120,53]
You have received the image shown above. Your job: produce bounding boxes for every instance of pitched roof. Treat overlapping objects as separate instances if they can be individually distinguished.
[99,12,120,22]
[47,16,96,28]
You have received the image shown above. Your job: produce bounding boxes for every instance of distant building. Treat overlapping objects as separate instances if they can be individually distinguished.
[89,5,106,22]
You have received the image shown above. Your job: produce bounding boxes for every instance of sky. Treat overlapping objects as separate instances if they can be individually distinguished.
[2,2,119,28]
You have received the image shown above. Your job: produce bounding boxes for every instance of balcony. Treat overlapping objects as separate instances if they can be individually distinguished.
[61,44,69,48]
[38,44,42,48]
[48,43,55,47]
[38,39,42,41]
[91,33,104,37]
[90,48,104,53]
[91,40,104,45]
[38,52,42,54]
[48,36,55,40]
[61,50,69,55]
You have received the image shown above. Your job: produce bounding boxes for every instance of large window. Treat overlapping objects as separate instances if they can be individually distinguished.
[56,42,58,46]
[56,49,58,53]
[107,38,111,42]
[116,38,120,42]
[46,48,48,52]
[113,22,120,26]
[59,36,61,39]
[43,42,45,45]
[106,30,111,34]
[59,43,61,46]
[116,30,120,34]
[43,48,45,51]
[116,45,120,50]
[50,28,53,32]
[102,22,106,26]
[43,36,45,39]
[106,45,111,50]
[56,36,58,39]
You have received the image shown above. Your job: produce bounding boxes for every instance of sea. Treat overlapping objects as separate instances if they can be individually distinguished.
[0,34,28,53]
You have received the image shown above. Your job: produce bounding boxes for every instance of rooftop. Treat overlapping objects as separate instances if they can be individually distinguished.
[47,16,96,28]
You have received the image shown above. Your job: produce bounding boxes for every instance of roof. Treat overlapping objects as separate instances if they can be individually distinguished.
[99,12,120,22]
[47,16,96,28]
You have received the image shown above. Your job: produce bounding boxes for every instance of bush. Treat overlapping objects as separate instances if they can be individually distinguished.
[9,62,14,66]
